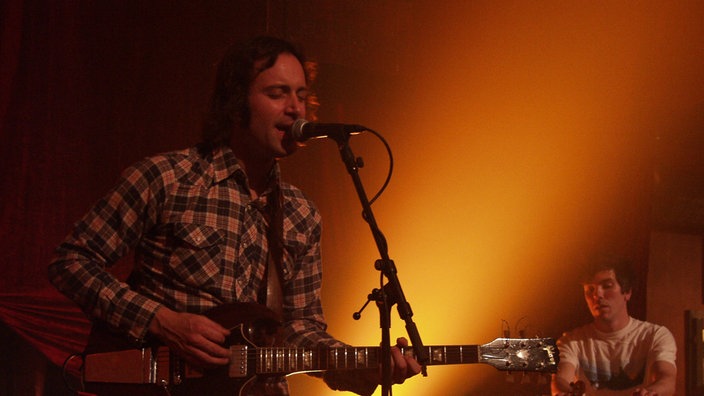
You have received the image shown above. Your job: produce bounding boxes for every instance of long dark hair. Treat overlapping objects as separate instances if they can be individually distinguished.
[200,36,307,152]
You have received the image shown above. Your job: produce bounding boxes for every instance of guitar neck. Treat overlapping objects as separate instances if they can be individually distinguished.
[252,338,557,375]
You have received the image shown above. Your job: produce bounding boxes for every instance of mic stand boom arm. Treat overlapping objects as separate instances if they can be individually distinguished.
[329,129,428,396]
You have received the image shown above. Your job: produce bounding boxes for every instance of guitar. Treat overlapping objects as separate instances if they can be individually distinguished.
[81,302,558,396]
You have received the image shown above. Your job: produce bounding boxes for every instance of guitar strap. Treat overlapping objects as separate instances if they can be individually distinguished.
[261,184,284,320]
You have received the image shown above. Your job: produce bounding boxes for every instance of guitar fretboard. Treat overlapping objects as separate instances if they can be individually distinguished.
[248,345,481,375]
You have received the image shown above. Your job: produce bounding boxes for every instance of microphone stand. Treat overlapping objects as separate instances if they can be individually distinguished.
[328,129,428,396]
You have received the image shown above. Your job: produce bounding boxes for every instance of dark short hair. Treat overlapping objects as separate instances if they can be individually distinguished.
[200,36,307,152]
[578,253,637,294]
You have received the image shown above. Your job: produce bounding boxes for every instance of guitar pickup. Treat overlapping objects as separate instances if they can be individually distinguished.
[229,345,248,378]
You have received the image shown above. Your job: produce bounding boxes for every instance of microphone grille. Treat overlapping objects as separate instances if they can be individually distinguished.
[291,119,308,140]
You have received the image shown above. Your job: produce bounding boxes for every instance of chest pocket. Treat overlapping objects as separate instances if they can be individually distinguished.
[168,223,225,287]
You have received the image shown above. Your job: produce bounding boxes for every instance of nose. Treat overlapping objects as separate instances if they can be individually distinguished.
[286,95,305,118]
[592,286,605,300]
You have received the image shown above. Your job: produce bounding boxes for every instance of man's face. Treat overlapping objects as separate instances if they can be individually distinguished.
[244,52,307,159]
[582,269,631,322]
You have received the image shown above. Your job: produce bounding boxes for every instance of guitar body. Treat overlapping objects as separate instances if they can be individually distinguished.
[84,302,281,396]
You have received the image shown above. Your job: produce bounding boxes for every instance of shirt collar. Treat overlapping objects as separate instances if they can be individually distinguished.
[210,145,281,190]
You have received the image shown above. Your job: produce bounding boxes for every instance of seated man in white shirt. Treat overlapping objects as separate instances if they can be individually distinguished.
[551,254,677,396]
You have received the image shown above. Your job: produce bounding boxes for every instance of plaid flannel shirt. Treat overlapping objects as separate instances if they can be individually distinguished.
[49,145,378,395]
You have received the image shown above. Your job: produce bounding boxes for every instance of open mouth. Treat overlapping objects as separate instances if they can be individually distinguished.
[275,123,293,138]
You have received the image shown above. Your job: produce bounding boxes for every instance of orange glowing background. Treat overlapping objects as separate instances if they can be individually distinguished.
[277,1,703,395]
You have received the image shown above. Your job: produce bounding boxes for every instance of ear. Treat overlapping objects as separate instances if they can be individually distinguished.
[624,290,632,301]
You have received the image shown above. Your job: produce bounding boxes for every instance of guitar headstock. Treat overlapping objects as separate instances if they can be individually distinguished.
[479,338,558,373]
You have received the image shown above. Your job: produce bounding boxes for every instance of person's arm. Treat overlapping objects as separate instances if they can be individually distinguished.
[48,159,165,340]
[551,361,583,396]
[631,360,677,396]
[631,324,678,396]
[50,156,234,368]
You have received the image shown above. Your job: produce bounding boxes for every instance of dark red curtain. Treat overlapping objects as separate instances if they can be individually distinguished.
[0,0,269,371]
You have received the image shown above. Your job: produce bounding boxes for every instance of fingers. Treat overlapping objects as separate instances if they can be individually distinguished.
[196,315,231,346]
[180,314,231,366]
[150,309,231,368]
[182,339,230,368]
[389,337,423,384]
[390,345,408,384]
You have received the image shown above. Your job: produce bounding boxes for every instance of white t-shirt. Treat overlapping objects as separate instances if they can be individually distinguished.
[557,317,676,395]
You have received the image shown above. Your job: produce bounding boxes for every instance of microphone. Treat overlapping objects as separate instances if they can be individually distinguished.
[290,119,366,142]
